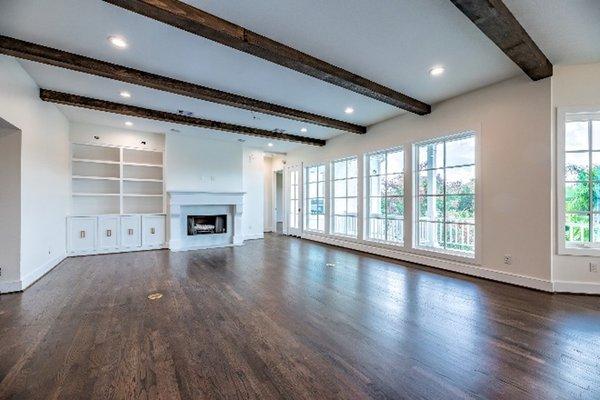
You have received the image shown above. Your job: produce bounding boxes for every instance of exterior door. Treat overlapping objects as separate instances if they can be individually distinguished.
[285,164,302,236]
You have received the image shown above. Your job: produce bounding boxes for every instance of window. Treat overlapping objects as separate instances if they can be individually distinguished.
[305,164,326,232]
[331,157,358,237]
[415,133,476,256]
[560,110,600,251]
[366,147,404,244]
[289,169,300,230]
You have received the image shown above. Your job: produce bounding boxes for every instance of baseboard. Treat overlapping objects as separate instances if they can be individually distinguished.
[553,280,600,294]
[0,279,22,294]
[20,254,67,291]
[244,233,264,240]
[302,233,554,292]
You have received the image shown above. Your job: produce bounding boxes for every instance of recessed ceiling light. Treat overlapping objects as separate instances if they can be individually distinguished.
[300,127,308,133]
[345,107,354,114]
[108,35,128,49]
[120,91,131,98]
[429,66,445,76]
[267,143,274,147]
[125,121,133,126]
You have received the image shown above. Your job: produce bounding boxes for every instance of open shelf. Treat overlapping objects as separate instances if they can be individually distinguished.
[72,196,120,215]
[123,196,163,214]
[72,143,119,163]
[73,161,120,179]
[73,178,120,195]
[123,164,163,180]
[123,148,162,165]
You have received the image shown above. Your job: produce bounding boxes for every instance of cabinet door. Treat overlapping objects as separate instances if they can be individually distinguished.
[142,215,165,248]
[121,215,142,249]
[68,217,97,254]
[98,216,120,251]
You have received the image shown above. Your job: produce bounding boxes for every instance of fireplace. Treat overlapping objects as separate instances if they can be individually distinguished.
[187,215,227,235]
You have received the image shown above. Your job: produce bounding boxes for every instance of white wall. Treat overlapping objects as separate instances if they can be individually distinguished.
[165,134,243,192]
[263,155,274,232]
[243,148,265,239]
[0,126,21,287]
[0,56,70,292]
[284,75,553,289]
[552,63,600,292]
[70,122,165,150]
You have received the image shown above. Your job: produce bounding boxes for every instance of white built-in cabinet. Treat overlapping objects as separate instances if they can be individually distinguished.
[67,143,166,255]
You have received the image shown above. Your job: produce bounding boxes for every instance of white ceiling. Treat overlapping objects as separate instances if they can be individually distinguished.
[1,0,599,152]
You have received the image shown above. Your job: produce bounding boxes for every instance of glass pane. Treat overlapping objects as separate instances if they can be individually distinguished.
[317,165,325,181]
[418,196,444,221]
[369,197,385,217]
[418,221,444,249]
[565,182,589,212]
[386,196,404,218]
[308,182,317,198]
[593,183,600,212]
[333,179,346,197]
[369,153,385,176]
[333,160,346,180]
[446,136,475,167]
[418,141,444,170]
[565,121,589,151]
[317,214,325,231]
[594,121,600,151]
[317,182,325,197]
[369,176,385,197]
[385,174,404,196]
[445,223,475,253]
[565,152,589,181]
[387,150,404,174]
[334,198,347,214]
[418,170,444,195]
[446,195,475,223]
[347,178,358,197]
[386,219,403,243]
[592,152,600,181]
[347,197,357,215]
[593,213,600,242]
[565,213,590,242]
[333,215,346,234]
[307,214,318,230]
[308,166,317,183]
[346,216,357,237]
[446,166,475,195]
[368,218,386,241]
[347,158,358,178]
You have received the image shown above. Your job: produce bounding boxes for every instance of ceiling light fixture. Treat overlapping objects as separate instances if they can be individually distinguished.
[267,143,274,147]
[345,107,354,114]
[125,121,133,126]
[108,35,128,49]
[300,127,308,133]
[429,66,445,76]
[120,91,131,98]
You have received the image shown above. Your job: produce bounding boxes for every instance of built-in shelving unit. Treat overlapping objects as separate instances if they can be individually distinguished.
[71,143,165,215]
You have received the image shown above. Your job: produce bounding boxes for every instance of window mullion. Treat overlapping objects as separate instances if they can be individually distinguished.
[589,120,594,242]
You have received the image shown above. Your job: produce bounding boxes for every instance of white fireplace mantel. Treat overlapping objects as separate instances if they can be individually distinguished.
[168,191,246,251]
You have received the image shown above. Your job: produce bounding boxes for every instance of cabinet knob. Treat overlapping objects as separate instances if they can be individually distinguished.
[106,229,112,237]
[128,229,134,235]
[150,227,156,235]
[80,230,86,239]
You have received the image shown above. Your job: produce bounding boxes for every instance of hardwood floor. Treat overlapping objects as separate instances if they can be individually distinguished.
[1,234,599,399]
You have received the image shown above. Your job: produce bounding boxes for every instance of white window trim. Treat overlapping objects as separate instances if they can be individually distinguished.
[411,130,482,264]
[557,106,600,256]
[363,146,406,247]
[330,156,359,239]
[304,163,328,234]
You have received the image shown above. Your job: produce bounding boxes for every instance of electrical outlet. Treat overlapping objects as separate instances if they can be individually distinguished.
[590,262,599,273]
[504,255,512,265]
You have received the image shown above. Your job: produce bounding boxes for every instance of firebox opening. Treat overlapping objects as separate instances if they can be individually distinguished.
[187,215,227,235]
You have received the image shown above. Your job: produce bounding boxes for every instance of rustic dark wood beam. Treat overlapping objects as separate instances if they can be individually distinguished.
[102,0,431,115]
[450,0,552,81]
[40,89,325,146]
[0,35,364,134]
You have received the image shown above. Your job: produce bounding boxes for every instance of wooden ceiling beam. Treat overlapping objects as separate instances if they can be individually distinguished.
[450,0,552,81]
[0,35,364,134]
[102,0,432,115]
[40,89,326,146]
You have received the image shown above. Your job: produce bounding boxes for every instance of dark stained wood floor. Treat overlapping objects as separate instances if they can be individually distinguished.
[1,234,599,400]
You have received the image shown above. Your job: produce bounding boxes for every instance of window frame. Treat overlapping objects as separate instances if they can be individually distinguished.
[364,146,405,246]
[557,107,600,256]
[412,131,480,262]
[304,163,327,233]
[330,156,359,238]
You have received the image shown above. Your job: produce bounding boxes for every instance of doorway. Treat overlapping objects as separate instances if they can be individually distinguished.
[274,170,284,233]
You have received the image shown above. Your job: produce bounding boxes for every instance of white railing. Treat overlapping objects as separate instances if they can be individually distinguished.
[368,218,403,243]
[565,223,589,242]
[418,222,474,252]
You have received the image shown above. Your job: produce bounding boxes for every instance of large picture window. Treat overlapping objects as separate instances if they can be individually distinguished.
[305,164,326,232]
[366,148,404,244]
[331,157,358,237]
[415,133,476,256]
[560,111,600,250]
